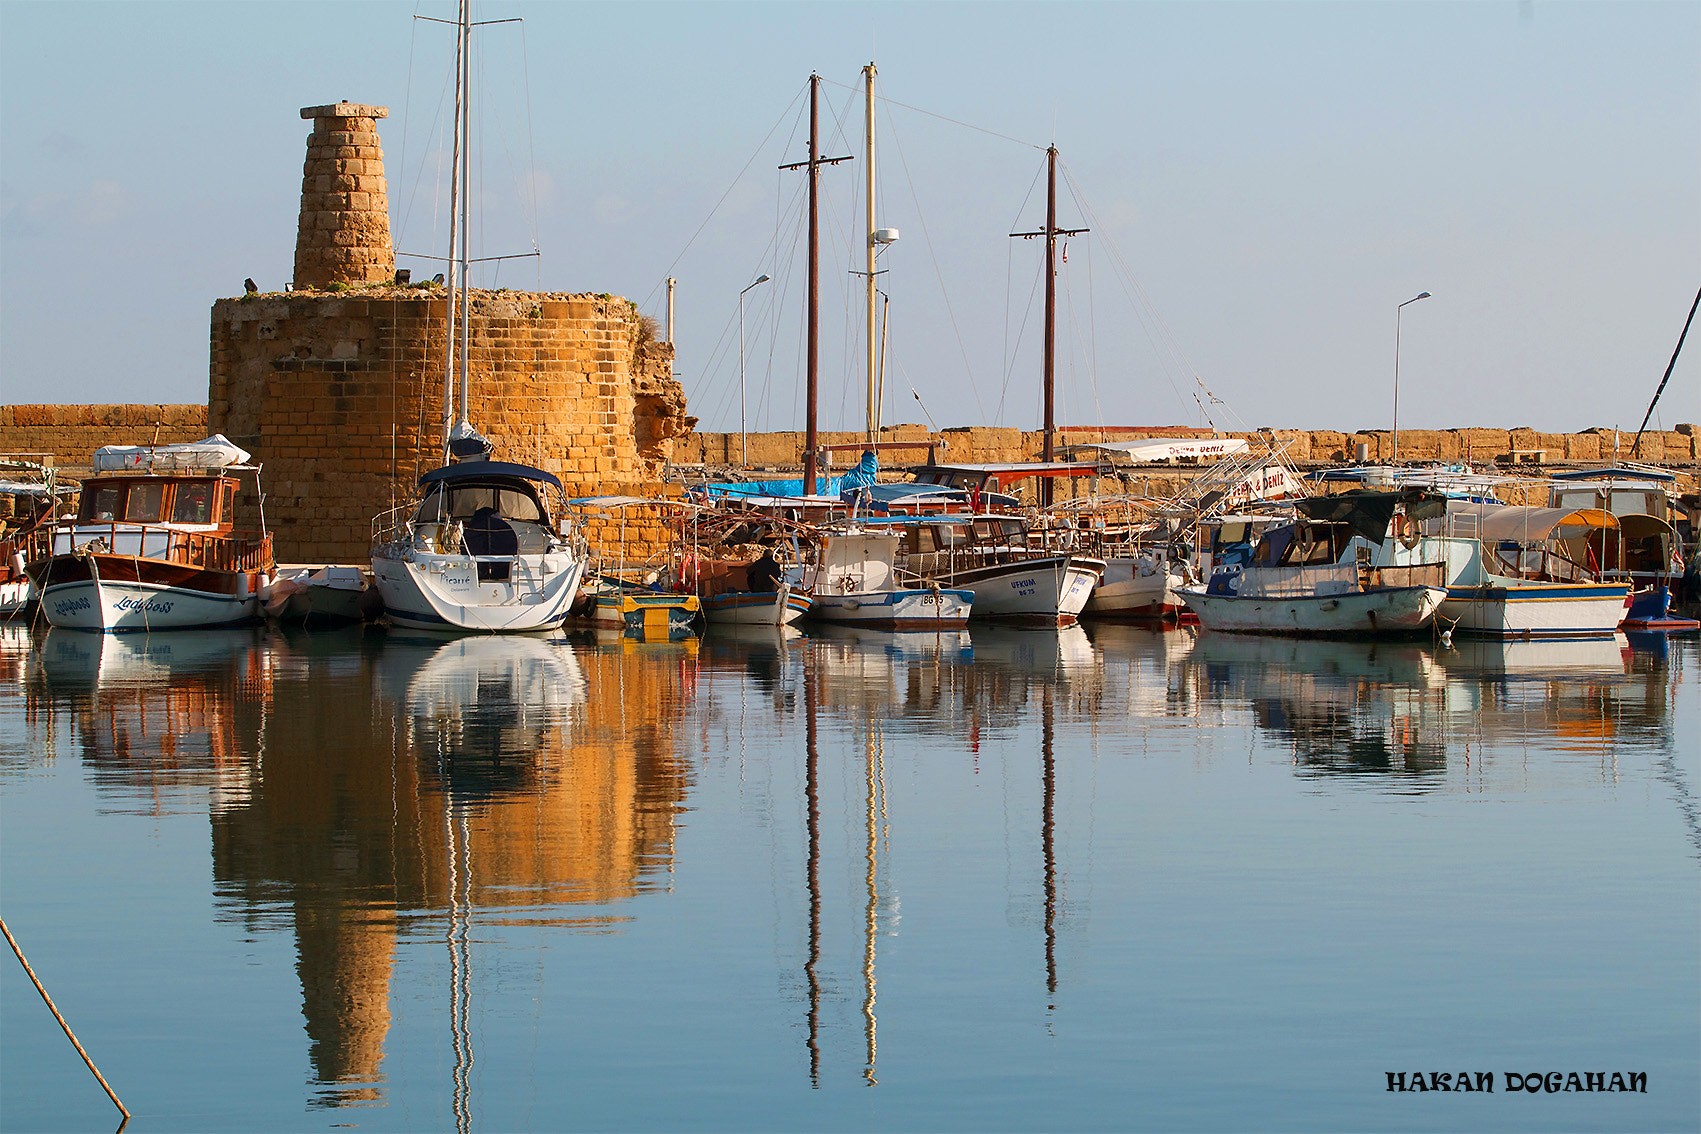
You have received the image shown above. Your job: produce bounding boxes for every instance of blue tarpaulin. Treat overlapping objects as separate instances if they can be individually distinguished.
[702,451,878,500]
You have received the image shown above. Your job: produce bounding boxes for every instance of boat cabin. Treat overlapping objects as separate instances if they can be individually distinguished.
[77,474,236,529]
[907,461,1104,511]
[404,461,563,562]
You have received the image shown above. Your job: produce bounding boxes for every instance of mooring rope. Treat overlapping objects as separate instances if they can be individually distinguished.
[0,915,130,1126]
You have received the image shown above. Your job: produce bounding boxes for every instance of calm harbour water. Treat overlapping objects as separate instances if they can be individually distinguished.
[1,619,1696,1132]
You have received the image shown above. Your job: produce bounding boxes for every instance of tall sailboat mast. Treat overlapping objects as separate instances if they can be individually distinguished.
[1012,145,1086,505]
[456,0,472,431]
[780,74,850,496]
[864,63,879,446]
[441,0,467,456]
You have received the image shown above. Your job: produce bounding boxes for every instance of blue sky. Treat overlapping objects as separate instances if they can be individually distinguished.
[2,1,1696,437]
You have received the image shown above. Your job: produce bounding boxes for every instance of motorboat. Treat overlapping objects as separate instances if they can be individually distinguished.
[870,513,1103,625]
[1179,512,1447,637]
[803,530,972,630]
[0,456,67,617]
[37,436,275,631]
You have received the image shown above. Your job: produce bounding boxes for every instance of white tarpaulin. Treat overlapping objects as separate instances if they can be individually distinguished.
[93,435,251,472]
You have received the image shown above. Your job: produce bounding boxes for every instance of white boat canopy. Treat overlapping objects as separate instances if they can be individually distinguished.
[93,434,252,472]
[1070,438,1250,463]
[1454,504,1619,543]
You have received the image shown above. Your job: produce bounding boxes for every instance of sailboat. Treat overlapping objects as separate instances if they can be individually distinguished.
[368,0,587,633]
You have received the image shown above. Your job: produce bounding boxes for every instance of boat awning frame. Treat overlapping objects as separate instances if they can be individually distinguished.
[419,461,563,490]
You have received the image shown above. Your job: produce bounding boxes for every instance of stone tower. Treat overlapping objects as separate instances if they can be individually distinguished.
[293,102,394,289]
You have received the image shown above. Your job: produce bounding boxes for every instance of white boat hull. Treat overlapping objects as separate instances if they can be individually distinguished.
[944,556,1102,624]
[41,577,260,631]
[1179,584,1447,636]
[372,549,584,633]
[809,587,973,630]
[706,587,813,626]
[1439,583,1632,638]
[1085,557,1187,619]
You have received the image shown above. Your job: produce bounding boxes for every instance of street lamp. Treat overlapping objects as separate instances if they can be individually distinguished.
[740,273,772,468]
[1393,291,1431,463]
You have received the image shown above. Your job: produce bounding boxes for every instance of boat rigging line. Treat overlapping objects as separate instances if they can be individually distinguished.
[1630,284,1700,459]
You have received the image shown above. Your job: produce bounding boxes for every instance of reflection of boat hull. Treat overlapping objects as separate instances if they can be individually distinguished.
[706,588,813,626]
[809,587,973,630]
[40,554,262,631]
[1180,584,1445,636]
[1439,582,1631,638]
[372,550,583,633]
[939,556,1103,624]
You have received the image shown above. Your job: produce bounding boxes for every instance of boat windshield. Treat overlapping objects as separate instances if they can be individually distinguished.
[412,481,547,525]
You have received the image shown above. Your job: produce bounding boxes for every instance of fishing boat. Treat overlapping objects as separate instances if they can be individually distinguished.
[370,454,586,633]
[1178,513,1446,637]
[803,530,973,630]
[1377,501,1632,638]
[38,436,275,631]
[1547,467,1697,631]
[705,584,813,626]
[866,513,1103,625]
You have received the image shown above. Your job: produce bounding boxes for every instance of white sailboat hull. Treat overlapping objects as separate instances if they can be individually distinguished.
[372,549,585,633]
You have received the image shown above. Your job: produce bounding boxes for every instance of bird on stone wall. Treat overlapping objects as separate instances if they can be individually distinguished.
[244,278,258,295]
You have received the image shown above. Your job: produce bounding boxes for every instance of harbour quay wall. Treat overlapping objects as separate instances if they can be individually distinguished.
[208,286,691,564]
[0,404,208,468]
[678,423,1701,470]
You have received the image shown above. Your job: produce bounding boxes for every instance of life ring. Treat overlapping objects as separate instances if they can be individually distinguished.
[1397,514,1421,549]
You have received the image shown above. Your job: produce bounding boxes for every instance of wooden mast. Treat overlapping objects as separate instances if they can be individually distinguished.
[1012,146,1085,506]
[780,75,851,496]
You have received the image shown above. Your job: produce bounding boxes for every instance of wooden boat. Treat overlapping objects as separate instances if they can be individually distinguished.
[804,531,972,630]
[371,456,586,633]
[705,585,813,626]
[38,437,274,631]
[1547,468,1697,631]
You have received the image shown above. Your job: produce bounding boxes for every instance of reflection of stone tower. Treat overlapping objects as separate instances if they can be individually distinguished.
[293,103,394,289]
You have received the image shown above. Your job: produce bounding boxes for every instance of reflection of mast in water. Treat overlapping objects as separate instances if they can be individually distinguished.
[862,722,886,1085]
[803,652,822,1087]
[1041,687,1058,1005]
[443,788,474,1134]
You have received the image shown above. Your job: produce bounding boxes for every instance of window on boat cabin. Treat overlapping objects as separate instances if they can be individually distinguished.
[972,519,997,542]
[1216,521,1249,549]
[907,526,937,554]
[125,481,165,523]
[1555,490,1597,512]
[84,484,121,522]
[414,482,545,525]
[999,519,1026,542]
[172,481,214,524]
[1611,490,1660,519]
[221,481,235,523]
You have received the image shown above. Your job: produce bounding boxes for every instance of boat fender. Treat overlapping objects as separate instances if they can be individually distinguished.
[9,551,23,578]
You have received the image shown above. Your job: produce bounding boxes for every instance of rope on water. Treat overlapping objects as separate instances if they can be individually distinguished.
[0,915,130,1125]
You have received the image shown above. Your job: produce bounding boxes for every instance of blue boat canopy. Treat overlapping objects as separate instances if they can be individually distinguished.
[701,451,879,500]
[419,461,563,490]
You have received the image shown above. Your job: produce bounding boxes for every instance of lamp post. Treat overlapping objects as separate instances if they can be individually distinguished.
[739,273,771,468]
[1393,291,1431,463]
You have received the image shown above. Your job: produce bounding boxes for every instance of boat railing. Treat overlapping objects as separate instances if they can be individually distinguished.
[1366,562,1446,590]
[371,505,414,551]
[1481,543,1593,584]
[56,521,273,573]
